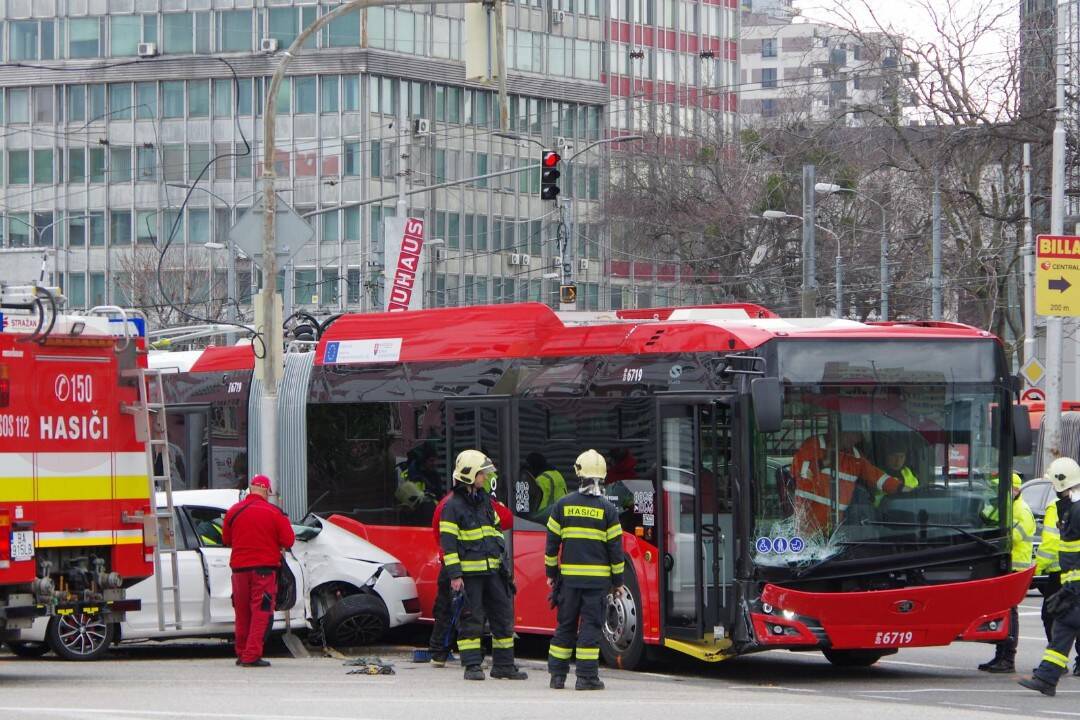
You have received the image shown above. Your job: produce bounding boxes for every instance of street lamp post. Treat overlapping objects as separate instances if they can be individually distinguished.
[816,183,890,320]
[760,212,842,315]
[425,238,445,308]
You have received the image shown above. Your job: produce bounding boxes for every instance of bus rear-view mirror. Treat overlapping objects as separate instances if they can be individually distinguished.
[1013,404,1033,457]
[752,377,783,433]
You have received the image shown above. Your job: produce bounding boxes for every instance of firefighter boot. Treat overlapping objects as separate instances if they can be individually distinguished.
[1073,661,1080,678]
[490,665,529,680]
[575,677,606,691]
[977,647,1002,672]
[464,665,486,681]
[984,657,1016,674]
[1019,676,1057,697]
[550,674,566,689]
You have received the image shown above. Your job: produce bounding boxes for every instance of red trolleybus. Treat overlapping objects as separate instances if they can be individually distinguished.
[154,302,1034,668]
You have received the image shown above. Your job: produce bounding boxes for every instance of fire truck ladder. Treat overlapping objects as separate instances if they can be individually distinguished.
[124,367,182,631]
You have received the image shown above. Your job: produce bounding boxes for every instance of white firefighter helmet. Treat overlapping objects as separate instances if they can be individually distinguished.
[395,480,424,509]
[574,449,607,480]
[453,449,494,486]
[1046,456,1080,494]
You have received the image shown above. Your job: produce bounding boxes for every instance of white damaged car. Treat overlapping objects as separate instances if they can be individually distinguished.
[9,490,420,660]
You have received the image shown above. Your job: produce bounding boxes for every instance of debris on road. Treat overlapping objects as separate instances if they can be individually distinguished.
[344,657,395,675]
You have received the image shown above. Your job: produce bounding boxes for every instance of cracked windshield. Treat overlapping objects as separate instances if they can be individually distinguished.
[752,378,1007,570]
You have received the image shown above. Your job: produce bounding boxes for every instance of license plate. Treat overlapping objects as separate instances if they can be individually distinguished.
[872,629,922,646]
[10,531,33,561]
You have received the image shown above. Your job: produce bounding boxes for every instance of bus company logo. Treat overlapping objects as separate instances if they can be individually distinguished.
[669,365,683,384]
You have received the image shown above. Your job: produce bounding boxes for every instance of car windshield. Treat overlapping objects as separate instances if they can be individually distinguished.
[751,382,1009,571]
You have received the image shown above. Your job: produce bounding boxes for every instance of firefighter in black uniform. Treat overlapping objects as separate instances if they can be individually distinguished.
[545,449,626,691]
[1020,457,1080,697]
[439,449,527,682]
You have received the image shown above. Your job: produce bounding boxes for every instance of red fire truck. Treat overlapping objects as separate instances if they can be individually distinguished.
[153,302,1033,668]
[0,286,156,648]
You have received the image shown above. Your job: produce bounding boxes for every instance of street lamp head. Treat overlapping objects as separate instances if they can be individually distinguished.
[762,210,797,220]
[204,242,226,250]
[815,182,845,194]
[542,272,560,279]
[612,134,645,143]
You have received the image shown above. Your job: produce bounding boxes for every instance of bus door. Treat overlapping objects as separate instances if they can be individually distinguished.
[656,394,735,642]
[445,396,514,531]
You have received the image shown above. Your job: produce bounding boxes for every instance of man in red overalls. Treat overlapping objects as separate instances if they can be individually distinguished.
[222,474,295,667]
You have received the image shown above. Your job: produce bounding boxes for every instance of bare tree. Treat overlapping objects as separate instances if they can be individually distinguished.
[114,246,230,329]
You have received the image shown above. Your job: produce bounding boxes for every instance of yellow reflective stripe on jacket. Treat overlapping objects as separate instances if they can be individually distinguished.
[561,527,608,541]
[456,525,502,542]
[1059,539,1080,552]
[458,638,482,651]
[606,524,622,541]
[439,521,460,537]
[1063,569,1080,584]
[544,554,559,567]
[460,557,501,573]
[442,553,460,566]
[547,516,562,536]
[610,561,625,574]
[548,644,572,660]
[560,563,611,577]
[1044,649,1070,668]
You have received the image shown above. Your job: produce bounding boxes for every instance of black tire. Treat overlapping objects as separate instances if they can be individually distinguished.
[600,565,648,670]
[823,649,889,667]
[46,613,116,661]
[6,641,50,658]
[321,593,390,648]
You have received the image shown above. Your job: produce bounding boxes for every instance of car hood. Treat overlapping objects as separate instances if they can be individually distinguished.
[302,517,401,565]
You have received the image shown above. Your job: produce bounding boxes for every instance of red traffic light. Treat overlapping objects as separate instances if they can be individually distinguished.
[542,151,561,167]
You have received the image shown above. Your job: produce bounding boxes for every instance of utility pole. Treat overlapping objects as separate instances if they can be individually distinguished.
[1022,142,1036,371]
[932,170,942,320]
[561,197,575,310]
[801,164,816,318]
[879,206,889,320]
[493,0,509,132]
[1044,12,1068,473]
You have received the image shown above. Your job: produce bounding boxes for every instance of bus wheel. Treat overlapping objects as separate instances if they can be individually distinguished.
[822,649,889,667]
[600,568,646,670]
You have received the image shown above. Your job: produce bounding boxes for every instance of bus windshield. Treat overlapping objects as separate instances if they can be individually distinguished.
[751,382,1009,571]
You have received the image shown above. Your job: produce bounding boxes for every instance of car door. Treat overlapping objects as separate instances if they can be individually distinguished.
[123,507,208,633]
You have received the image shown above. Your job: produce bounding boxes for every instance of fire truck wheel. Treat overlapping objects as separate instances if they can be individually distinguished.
[822,649,888,667]
[320,593,390,648]
[6,641,50,658]
[46,613,116,661]
[600,567,648,671]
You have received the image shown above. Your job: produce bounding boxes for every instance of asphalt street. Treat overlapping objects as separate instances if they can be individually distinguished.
[0,595,1075,720]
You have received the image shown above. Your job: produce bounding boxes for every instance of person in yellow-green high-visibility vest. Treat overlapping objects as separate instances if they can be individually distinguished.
[978,473,1036,674]
[873,446,920,508]
[525,452,568,514]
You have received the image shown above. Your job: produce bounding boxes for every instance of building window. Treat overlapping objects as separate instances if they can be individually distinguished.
[136,147,156,180]
[110,147,132,183]
[8,89,29,124]
[321,210,340,244]
[762,38,777,58]
[162,81,184,118]
[327,9,361,47]
[89,84,107,122]
[110,15,141,56]
[89,148,105,183]
[294,76,316,114]
[343,76,359,111]
[136,82,157,119]
[189,145,210,182]
[9,151,30,185]
[68,273,86,307]
[67,86,86,123]
[136,211,157,244]
[111,211,132,246]
[213,79,232,117]
[33,87,54,123]
[69,18,102,58]
[218,11,252,52]
[268,8,299,46]
[761,68,777,89]
[321,76,340,113]
[163,14,193,54]
[188,80,210,118]
[109,84,132,120]
[762,98,778,118]
[344,141,362,176]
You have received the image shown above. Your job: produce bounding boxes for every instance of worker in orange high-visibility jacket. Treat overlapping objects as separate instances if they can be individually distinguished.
[792,430,903,534]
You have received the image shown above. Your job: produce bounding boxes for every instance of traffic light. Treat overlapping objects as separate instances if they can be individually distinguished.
[541,151,561,201]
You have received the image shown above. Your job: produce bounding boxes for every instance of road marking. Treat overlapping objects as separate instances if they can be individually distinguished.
[879,659,966,671]
[0,709,365,720]
[1043,712,1080,717]
[1021,635,1052,641]
[725,686,821,693]
[1020,611,1044,616]
[859,695,905,701]
[941,702,1017,712]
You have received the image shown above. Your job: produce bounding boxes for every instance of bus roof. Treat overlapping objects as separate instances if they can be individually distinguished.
[147,303,998,372]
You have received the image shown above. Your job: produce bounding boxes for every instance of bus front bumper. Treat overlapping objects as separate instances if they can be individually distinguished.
[750,568,1035,650]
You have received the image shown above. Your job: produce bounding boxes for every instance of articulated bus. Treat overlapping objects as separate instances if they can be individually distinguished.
[152,302,1034,668]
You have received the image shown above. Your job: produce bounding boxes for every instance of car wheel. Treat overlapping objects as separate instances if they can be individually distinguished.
[822,649,889,667]
[321,594,390,648]
[600,566,649,670]
[6,641,50,658]
[46,613,116,661]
